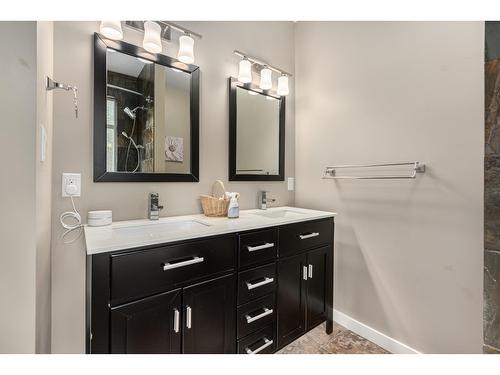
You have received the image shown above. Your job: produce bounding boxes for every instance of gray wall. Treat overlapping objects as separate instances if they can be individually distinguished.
[35,21,54,354]
[0,21,37,353]
[51,21,295,353]
[294,22,484,353]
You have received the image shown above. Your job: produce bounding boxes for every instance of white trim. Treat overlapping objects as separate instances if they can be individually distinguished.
[333,309,421,354]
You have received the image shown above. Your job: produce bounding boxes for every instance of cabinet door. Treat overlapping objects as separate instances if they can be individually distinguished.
[182,274,236,353]
[277,253,307,349]
[306,246,329,329]
[110,289,182,354]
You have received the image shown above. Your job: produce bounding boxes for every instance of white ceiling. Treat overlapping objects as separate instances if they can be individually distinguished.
[107,49,147,78]
[106,49,190,91]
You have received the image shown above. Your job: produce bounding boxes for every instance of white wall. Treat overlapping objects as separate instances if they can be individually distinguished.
[0,21,37,353]
[51,21,295,353]
[294,22,484,353]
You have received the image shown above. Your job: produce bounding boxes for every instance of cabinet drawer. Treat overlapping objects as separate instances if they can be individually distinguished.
[238,263,276,305]
[237,294,275,339]
[279,218,333,257]
[237,324,276,354]
[110,236,235,304]
[238,229,277,268]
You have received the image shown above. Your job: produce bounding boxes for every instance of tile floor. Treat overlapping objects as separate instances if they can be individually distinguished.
[277,322,389,354]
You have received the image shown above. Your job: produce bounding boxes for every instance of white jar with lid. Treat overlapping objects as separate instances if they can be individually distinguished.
[88,210,112,227]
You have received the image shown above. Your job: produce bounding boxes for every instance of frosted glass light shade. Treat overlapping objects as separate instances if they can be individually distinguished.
[238,59,252,83]
[143,21,162,54]
[100,21,123,40]
[259,68,272,90]
[277,75,289,96]
[178,35,195,64]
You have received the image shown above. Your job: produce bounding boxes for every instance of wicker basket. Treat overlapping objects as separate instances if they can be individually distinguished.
[200,180,229,217]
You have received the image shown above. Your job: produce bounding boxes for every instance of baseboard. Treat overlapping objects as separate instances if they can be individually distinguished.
[332,309,421,354]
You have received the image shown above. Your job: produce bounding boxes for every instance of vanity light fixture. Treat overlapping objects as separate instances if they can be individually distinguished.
[277,74,289,96]
[178,33,195,64]
[259,67,272,90]
[143,21,163,54]
[233,50,292,96]
[238,58,252,83]
[99,21,123,40]
[121,21,202,61]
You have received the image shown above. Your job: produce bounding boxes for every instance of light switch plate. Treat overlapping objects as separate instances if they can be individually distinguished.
[287,177,295,191]
[40,125,47,162]
[62,173,81,197]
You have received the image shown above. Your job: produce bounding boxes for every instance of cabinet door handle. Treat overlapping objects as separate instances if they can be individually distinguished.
[163,256,204,271]
[173,308,180,333]
[303,266,308,281]
[186,306,192,329]
[245,307,273,324]
[246,277,274,290]
[245,338,274,354]
[308,264,313,279]
[247,242,274,252]
[299,232,320,240]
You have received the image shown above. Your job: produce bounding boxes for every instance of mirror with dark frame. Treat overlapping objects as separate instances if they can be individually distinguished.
[228,77,285,181]
[94,33,199,182]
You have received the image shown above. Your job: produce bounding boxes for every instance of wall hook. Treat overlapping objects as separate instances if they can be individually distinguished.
[46,76,79,118]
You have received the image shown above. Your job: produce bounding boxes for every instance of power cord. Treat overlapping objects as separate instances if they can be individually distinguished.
[60,195,83,244]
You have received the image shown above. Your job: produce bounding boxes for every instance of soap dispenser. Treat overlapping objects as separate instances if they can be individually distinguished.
[227,192,240,218]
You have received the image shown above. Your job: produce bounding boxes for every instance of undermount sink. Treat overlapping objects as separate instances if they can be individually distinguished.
[251,209,306,219]
[112,219,211,238]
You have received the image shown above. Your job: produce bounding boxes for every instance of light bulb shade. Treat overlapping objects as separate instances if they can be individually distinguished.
[143,21,162,54]
[178,35,195,64]
[100,21,123,40]
[259,68,272,90]
[277,75,289,96]
[238,59,252,83]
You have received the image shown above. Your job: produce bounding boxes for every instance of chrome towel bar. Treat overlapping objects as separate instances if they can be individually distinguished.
[323,161,425,180]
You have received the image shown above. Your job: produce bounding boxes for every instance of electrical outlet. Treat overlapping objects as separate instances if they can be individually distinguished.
[287,177,295,191]
[62,173,81,197]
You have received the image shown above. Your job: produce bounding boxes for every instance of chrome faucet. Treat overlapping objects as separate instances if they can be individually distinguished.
[148,192,164,220]
[258,190,276,210]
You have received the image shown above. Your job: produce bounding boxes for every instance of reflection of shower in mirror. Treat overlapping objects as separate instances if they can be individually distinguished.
[123,105,147,172]
[123,105,146,120]
[121,131,144,173]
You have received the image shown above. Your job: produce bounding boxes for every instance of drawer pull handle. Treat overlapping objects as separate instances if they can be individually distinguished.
[186,306,192,329]
[245,307,273,324]
[173,308,180,333]
[246,277,274,290]
[247,242,274,252]
[245,338,274,354]
[308,264,313,279]
[163,256,204,271]
[303,266,308,281]
[299,232,320,240]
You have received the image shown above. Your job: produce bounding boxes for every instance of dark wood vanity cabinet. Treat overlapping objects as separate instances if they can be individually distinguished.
[87,217,334,354]
[276,245,332,349]
[182,274,236,354]
[108,274,235,354]
[110,289,182,354]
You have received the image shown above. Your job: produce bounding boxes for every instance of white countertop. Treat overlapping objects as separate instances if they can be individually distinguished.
[84,206,336,255]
